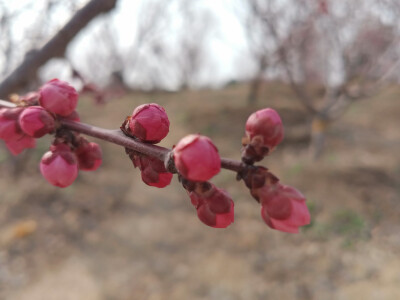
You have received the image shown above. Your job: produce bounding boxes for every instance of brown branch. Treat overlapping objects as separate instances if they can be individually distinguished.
[0,0,118,98]
[0,99,244,174]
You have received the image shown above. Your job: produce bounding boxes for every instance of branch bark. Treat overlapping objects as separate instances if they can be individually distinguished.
[0,0,118,98]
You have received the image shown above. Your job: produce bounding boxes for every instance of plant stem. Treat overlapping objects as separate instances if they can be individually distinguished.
[0,99,244,173]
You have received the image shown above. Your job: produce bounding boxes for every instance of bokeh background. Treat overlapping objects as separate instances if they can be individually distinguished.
[1,1,400,299]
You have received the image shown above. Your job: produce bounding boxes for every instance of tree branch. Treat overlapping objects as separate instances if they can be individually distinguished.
[0,0,118,98]
[0,99,244,173]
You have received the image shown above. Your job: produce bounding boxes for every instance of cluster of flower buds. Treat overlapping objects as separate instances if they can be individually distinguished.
[0,79,102,187]
[1,77,311,233]
[40,137,102,188]
[122,103,174,188]
[240,109,310,233]
[122,103,230,227]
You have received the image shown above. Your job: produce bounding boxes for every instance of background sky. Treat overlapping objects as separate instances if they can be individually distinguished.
[1,0,253,89]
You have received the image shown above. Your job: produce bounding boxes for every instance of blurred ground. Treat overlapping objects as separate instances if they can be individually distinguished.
[0,83,399,300]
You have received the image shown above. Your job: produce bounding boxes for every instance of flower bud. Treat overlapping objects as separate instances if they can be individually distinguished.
[75,141,102,171]
[130,153,172,188]
[39,79,78,116]
[258,183,310,233]
[196,202,235,228]
[129,103,169,143]
[5,135,36,155]
[19,106,55,138]
[0,107,25,141]
[242,108,284,163]
[189,185,234,228]
[40,143,78,188]
[141,167,173,188]
[174,134,220,182]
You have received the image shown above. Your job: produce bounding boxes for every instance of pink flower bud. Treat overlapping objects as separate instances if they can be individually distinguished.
[246,108,284,148]
[243,108,284,162]
[5,135,36,155]
[0,107,25,141]
[131,154,172,188]
[174,134,221,182]
[19,106,55,138]
[215,201,235,228]
[196,202,235,228]
[259,184,310,233]
[75,142,102,171]
[39,79,78,116]
[129,103,169,143]
[189,186,234,228]
[40,144,78,188]
[141,168,173,188]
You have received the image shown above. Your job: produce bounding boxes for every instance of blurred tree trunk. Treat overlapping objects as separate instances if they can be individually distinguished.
[0,0,118,98]
[247,55,268,105]
[309,115,329,160]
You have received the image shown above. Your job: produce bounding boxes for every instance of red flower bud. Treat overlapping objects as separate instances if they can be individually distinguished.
[19,106,55,138]
[243,108,284,162]
[0,108,25,141]
[5,135,36,155]
[75,141,102,171]
[259,184,310,233]
[174,134,221,182]
[196,201,234,228]
[141,167,173,188]
[39,79,78,116]
[129,103,169,143]
[189,186,234,228]
[131,154,172,188]
[246,108,284,149]
[40,143,78,188]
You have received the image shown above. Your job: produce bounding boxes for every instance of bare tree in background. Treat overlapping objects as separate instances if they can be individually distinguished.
[174,1,215,90]
[242,0,400,158]
[0,0,118,98]
[241,0,273,104]
[77,0,175,91]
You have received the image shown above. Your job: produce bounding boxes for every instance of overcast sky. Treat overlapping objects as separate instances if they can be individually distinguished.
[2,0,399,90]
[1,0,252,89]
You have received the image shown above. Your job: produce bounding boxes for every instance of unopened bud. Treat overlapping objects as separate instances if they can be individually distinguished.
[174,134,221,182]
[19,106,55,138]
[243,108,284,163]
[129,103,169,143]
[39,79,78,116]
[258,183,310,233]
[75,141,102,171]
[5,135,36,155]
[0,108,25,141]
[130,153,172,188]
[40,143,78,188]
[189,184,234,228]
